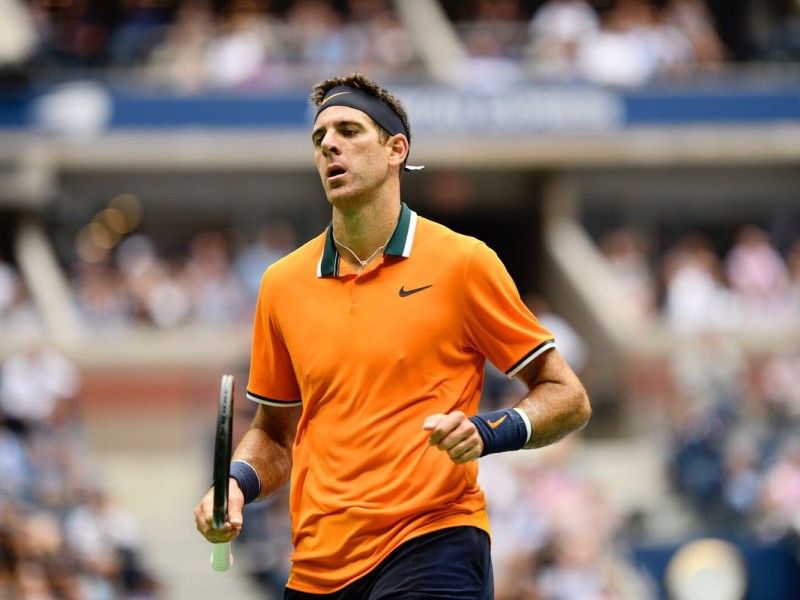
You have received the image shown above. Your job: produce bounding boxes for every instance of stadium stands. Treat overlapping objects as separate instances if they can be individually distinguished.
[1,1,800,598]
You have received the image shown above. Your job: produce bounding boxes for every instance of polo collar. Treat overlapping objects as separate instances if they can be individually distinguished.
[317,202,418,277]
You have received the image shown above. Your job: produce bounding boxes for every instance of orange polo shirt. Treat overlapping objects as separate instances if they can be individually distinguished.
[246,203,554,593]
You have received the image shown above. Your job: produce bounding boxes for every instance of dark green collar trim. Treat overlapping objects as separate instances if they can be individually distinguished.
[318,225,339,277]
[385,202,413,257]
[317,203,416,278]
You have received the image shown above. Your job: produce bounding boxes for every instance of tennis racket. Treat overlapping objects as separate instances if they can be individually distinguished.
[211,374,234,572]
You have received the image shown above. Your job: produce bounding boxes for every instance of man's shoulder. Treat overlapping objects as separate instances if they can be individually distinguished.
[416,215,484,251]
[263,231,325,280]
[414,216,507,280]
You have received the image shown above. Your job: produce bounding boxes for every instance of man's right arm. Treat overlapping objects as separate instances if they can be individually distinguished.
[194,403,300,542]
[233,402,301,500]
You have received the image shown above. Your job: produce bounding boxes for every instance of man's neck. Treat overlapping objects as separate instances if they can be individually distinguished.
[331,196,401,269]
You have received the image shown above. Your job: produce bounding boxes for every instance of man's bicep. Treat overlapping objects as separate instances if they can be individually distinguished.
[515,347,579,391]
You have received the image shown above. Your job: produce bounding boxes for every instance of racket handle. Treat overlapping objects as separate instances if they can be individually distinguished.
[211,541,232,572]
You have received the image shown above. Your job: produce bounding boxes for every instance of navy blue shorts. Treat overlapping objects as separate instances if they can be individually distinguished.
[284,526,494,599]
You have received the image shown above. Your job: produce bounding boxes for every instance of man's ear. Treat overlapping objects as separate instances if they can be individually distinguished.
[387,134,409,169]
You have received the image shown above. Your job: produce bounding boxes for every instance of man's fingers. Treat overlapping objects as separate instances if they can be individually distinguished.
[194,484,244,543]
[422,412,482,463]
[422,415,444,445]
[227,479,245,528]
[446,439,481,464]
[423,412,464,446]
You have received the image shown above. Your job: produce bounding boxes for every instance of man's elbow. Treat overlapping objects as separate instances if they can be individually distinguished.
[573,388,592,432]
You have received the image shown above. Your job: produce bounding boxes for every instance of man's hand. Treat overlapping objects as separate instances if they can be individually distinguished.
[194,479,245,543]
[423,411,484,464]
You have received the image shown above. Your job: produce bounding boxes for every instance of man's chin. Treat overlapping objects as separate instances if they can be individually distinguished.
[326,185,352,202]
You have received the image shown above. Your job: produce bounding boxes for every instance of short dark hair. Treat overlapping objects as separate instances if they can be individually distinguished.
[310,73,412,144]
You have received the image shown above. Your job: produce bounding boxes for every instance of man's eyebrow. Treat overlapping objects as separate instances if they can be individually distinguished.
[311,120,364,142]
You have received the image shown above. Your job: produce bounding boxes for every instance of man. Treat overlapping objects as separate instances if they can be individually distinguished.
[194,73,591,599]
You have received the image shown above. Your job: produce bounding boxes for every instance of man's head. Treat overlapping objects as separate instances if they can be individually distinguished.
[310,74,416,207]
[311,73,422,174]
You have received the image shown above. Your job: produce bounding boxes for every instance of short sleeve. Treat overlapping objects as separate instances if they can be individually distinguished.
[461,243,555,378]
[246,273,302,406]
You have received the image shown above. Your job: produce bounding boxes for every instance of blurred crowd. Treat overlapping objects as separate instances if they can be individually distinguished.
[70,220,296,331]
[447,0,729,88]
[0,343,162,599]
[3,0,797,93]
[601,223,800,547]
[600,223,800,334]
[11,0,425,92]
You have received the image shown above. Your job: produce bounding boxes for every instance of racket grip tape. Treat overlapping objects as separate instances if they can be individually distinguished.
[211,541,232,572]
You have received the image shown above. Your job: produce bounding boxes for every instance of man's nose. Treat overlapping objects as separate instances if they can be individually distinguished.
[320,133,339,155]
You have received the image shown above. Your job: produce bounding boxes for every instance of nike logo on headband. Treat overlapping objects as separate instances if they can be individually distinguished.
[320,91,351,106]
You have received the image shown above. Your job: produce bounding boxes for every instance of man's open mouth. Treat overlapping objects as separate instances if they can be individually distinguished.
[327,166,346,178]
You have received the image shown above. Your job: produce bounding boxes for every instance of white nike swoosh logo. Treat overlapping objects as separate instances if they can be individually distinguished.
[320,91,351,106]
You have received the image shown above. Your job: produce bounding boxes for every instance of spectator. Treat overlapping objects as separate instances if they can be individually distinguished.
[480,442,656,600]
[720,428,763,528]
[0,348,164,599]
[28,385,95,510]
[639,2,695,79]
[0,341,81,430]
[527,0,601,79]
[107,0,177,67]
[234,219,298,305]
[756,436,800,543]
[204,0,282,90]
[145,0,216,92]
[600,227,657,320]
[664,0,727,67]
[72,259,135,330]
[347,0,421,75]
[762,0,800,62]
[282,0,354,76]
[459,23,524,90]
[64,487,143,599]
[181,230,249,325]
[759,348,800,426]
[0,417,33,500]
[142,259,193,329]
[574,0,662,87]
[724,224,792,329]
[661,232,732,333]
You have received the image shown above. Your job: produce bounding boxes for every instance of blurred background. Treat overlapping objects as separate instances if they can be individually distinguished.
[1,0,799,598]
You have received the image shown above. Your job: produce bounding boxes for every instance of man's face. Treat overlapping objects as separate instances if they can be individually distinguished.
[311,106,394,208]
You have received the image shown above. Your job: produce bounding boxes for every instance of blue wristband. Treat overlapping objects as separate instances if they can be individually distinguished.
[469,409,529,457]
[230,461,261,504]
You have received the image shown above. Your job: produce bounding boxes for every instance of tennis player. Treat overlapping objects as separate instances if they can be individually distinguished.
[195,73,591,599]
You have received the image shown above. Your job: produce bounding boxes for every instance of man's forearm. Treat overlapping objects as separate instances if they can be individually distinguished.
[516,379,590,449]
[232,404,299,501]
[513,350,591,449]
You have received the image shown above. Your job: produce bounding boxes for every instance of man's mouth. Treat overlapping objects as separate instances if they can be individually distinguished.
[327,165,346,180]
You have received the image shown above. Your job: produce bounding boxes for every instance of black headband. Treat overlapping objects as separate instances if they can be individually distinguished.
[315,86,424,171]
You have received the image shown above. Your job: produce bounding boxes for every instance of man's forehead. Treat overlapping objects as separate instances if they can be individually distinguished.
[313,105,372,128]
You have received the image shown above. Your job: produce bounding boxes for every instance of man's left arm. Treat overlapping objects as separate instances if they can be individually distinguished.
[513,348,591,449]
[424,349,590,462]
